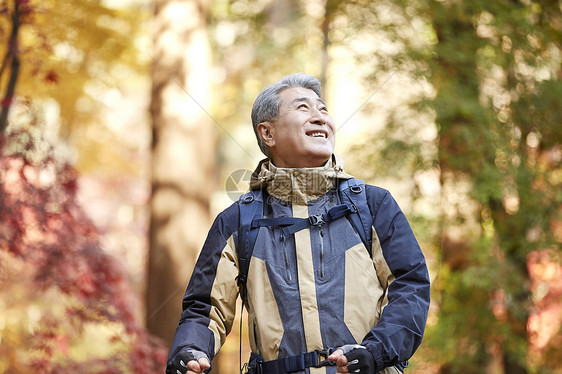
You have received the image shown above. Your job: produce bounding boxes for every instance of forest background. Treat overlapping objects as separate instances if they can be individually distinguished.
[0,0,561,373]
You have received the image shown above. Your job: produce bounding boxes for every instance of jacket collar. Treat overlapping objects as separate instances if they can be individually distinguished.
[249,154,354,204]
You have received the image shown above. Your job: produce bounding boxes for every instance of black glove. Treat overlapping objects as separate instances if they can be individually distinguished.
[340,344,376,374]
[168,349,210,374]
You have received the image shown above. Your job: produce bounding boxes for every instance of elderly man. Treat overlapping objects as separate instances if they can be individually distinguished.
[166,73,430,374]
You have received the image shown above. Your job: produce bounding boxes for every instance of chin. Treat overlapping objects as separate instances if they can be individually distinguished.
[305,153,332,167]
[313,149,333,161]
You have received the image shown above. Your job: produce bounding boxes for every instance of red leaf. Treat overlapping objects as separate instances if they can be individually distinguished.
[44,71,58,84]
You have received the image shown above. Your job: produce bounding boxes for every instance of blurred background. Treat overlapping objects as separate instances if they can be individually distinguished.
[0,0,561,373]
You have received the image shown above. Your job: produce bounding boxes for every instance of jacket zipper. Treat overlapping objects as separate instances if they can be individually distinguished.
[319,225,325,278]
[280,232,292,281]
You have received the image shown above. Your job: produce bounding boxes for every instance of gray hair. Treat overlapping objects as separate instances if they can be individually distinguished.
[251,73,322,158]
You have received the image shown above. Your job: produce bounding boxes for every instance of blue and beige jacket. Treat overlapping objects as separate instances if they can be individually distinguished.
[168,156,430,373]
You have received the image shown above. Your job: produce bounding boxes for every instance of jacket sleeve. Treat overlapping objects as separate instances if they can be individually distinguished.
[361,185,431,370]
[166,203,240,369]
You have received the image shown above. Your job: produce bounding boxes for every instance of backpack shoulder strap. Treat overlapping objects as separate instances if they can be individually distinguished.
[338,178,373,255]
[237,189,264,303]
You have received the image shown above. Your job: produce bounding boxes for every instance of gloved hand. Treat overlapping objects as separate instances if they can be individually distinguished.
[328,344,376,373]
[168,349,211,374]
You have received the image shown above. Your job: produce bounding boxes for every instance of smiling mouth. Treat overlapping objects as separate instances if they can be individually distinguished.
[306,131,328,138]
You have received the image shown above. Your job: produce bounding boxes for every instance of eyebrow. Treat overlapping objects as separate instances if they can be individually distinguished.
[292,97,327,107]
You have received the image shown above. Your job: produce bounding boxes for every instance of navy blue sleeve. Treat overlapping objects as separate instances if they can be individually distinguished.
[166,202,240,369]
[361,185,431,370]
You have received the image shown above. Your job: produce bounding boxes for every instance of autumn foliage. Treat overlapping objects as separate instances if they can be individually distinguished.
[0,130,166,373]
[0,0,167,371]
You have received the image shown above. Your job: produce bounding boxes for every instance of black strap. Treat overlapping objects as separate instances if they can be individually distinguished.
[237,191,264,302]
[252,217,302,228]
[338,178,373,254]
[254,349,335,374]
[252,203,357,237]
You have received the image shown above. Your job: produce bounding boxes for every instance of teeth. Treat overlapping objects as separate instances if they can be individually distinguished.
[310,132,326,138]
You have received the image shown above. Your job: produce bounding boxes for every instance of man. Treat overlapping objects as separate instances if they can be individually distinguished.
[166,73,430,374]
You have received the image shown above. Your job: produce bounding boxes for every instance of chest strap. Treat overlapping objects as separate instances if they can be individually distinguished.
[248,348,335,374]
[251,203,357,237]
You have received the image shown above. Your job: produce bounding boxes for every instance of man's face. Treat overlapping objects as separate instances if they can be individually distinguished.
[259,86,335,168]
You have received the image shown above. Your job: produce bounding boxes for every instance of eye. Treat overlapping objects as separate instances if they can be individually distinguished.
[319,106,328,112]
[298,103,308,110]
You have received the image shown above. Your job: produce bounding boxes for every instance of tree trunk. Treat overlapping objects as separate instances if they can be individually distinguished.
[147,0,215,346]
[319,0,341,96]
[0,0,21,133]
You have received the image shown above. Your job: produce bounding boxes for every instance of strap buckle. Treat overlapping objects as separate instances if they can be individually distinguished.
[247,360,263,374]
[314,348,335,367]
[308,214,326,226]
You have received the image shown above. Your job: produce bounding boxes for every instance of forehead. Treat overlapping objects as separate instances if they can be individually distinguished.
[278,86,321,106]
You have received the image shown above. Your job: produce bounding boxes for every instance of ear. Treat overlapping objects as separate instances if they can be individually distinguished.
[257,121,275,147]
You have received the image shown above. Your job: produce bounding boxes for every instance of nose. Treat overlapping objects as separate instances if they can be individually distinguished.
[309,107,327,126]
